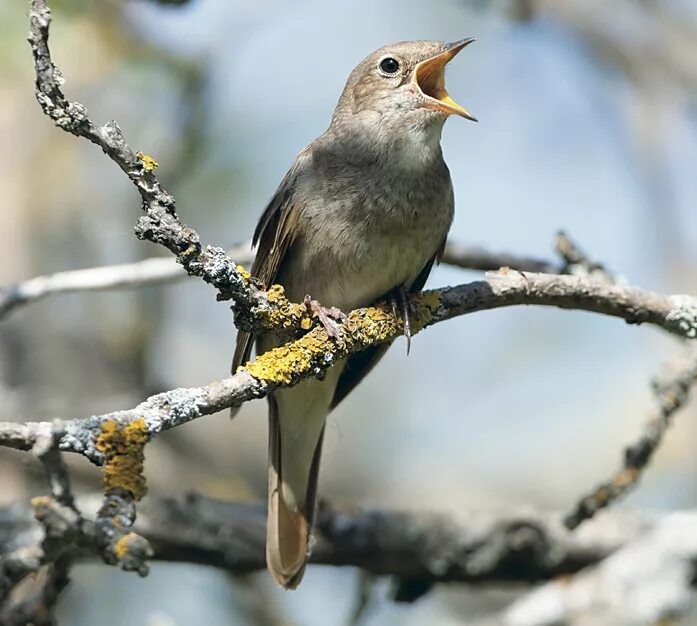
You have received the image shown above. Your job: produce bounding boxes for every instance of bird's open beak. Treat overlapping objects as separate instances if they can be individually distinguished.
[413,38,477,122]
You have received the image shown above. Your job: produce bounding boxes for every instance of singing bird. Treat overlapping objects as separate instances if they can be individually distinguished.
[232,39,476,588]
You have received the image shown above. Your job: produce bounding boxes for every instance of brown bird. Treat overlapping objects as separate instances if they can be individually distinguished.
[232,39,476,588]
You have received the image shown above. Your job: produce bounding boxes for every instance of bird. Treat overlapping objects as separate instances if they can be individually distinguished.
[232,39,476,588]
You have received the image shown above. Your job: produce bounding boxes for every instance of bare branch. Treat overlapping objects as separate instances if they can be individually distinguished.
[0,240,558,320]
[31,422,75,510]
[0,244,253,319]
[565,347,697,529]
[0,557,71,626]
[554,230,612,279]
[442,241,557,273]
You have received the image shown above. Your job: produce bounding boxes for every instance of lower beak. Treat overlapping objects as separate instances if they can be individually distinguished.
[412,38,477,122]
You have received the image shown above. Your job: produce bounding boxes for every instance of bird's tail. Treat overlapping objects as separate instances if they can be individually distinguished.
[266,392,327,588]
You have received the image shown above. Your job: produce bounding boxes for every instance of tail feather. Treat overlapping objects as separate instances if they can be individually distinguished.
[266,394,326,589]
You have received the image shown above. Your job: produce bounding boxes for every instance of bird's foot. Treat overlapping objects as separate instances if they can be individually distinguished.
[304,295,347,339]
[390,287,414,355]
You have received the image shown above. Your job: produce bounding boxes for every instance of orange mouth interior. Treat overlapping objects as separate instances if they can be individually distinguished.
[413,49,476,121]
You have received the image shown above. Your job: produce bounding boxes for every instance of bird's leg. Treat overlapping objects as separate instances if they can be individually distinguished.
[389,286,413,355]
[303,295,347,339]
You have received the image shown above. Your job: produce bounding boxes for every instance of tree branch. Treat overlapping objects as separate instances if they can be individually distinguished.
[12,0,697,614]
[565,347,697,529]
[0,245,253,320]
[27,0,303,338]
[1,269,695,463]
[0,240,558,320]
[491,511,697,626]
[0,492,663,588]
[0,231,596,321]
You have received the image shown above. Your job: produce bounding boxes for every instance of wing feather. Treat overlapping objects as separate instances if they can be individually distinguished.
[231,150,310,372]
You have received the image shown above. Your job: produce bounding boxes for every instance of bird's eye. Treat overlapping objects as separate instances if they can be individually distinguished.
[378,57,400,75]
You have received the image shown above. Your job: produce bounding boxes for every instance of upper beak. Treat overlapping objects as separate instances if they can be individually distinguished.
[412,38,477,122]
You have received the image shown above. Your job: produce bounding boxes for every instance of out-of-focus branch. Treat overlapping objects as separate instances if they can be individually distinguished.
[554,231,611,279]
[490,511,697,626]
[442,241,556,273]
[0,493,661,588]
[565,347,697,529]
[0,245,252,319]
[0,234,581,320]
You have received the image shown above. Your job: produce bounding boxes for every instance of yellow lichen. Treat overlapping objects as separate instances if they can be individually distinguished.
[300,318,313,330]
[612,468,638,488]
[135,151,158,172]
[260,283,308,330]
[95,418,149,500]
[235,264,251,281]
[114,532,140,560]
[244,296,437,385]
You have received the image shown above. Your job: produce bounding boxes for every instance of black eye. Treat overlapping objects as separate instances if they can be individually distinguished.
[379,57,400,75]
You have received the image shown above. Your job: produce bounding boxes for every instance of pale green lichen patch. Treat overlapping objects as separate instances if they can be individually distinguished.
[410,290,442,332]
[243,292,442,385]
[666,295,697,339]
[135,151,158,172]
[95,419,149,500]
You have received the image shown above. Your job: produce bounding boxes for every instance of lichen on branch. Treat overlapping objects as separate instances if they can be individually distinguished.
[95,419,149,500]
[243,292,440,385]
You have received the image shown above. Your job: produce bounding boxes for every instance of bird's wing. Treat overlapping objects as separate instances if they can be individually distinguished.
[231,150,309,372]
[329,238,446,409]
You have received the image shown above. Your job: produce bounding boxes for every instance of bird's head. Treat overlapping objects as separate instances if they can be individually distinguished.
[331,39,476,140]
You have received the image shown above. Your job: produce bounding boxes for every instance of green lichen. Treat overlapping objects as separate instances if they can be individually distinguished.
[95,419,149,500]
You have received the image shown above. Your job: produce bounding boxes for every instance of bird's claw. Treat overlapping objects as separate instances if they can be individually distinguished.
[390,287,413,355]
[304,295,347,339]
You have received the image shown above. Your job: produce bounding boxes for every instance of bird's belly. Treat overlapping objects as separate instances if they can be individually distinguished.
[281,210,448,312]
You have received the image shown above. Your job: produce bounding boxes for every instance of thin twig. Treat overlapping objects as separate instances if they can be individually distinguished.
[555,229,611,279]
[564,348,697,529]
[0,245,250,320]
[32,421,75,511]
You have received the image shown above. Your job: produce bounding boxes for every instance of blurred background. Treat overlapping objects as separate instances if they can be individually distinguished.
[1,0,696,624]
